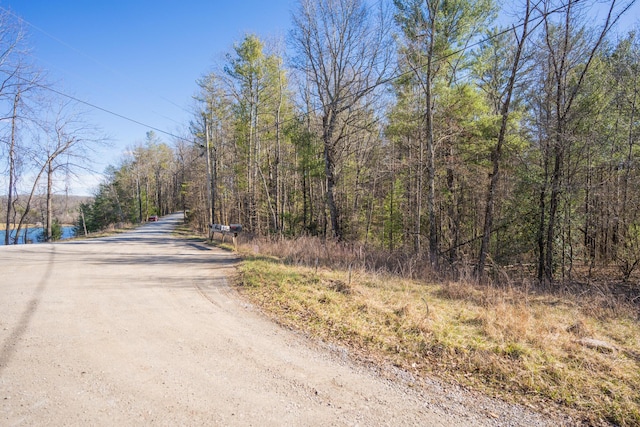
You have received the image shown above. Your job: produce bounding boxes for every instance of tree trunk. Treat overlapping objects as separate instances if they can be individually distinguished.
[205,117,214,229]
[536,140,549,284]
[545,129,563,283]
[426,84,438,266]
[446,162,458,265]
[5,92,19,245]
[46,160,53,242]
[80,207,88,236]
[620,78,637,246]
[477,2,530,280]
[323,111,342,240]
[274,67,284,234]
[137,176,142,223]
[414,135,423,254]
[424,2,439,268]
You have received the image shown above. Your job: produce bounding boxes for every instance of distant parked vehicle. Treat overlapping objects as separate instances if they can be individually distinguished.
[149,215,158,222]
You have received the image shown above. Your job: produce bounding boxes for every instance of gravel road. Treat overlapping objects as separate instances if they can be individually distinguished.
[0,213,569,426]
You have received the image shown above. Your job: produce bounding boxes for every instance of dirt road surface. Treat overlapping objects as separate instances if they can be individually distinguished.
[0,213,566,426]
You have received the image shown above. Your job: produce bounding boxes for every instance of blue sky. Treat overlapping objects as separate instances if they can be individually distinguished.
[1,0,294,195]
[1,0,639,196]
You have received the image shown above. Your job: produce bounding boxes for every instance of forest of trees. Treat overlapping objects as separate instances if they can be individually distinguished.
[5,0,640,287]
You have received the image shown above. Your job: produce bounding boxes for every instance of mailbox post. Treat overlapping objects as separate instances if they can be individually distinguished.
[209,223,243,249]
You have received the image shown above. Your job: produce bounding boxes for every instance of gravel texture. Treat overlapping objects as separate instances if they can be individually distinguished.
[0,213,574,426]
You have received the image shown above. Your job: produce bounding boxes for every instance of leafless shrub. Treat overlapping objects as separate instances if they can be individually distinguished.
[615,224,640,283]
[240,236,423,278]
[232,233,639,320]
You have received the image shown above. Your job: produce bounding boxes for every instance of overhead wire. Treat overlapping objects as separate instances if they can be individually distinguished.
[0,69,186,140]
[1,0,620,146]
[0,5,192,135]
[40,83,187,140]
[1,5,192,115]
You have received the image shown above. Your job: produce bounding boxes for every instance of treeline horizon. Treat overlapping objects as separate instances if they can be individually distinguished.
[78,0,640,287]
[0,195,91,228]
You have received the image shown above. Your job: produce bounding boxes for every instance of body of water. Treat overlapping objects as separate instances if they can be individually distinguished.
[0,226,76,245]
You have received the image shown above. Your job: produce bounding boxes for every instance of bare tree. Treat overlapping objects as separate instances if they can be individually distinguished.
[534,0,632,283]
[394,0,495,266]
[476,0,533,280]
[0,9,38,244]
[290,0,393,240]
[11,97,101,242]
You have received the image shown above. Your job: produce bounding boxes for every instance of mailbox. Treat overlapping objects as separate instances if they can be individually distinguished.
[209,223,242,247]
[210,224,242,234]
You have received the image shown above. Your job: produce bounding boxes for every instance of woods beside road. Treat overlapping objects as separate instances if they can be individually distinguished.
[234,236,640,426]
[1,213,572,426]
[3,0,640,424]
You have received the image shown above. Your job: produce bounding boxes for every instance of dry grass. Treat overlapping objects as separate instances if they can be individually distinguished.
[238,235,439,280]
[231,243,640,426]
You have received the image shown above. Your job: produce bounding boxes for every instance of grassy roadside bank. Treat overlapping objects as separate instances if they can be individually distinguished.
[231,253,640,426]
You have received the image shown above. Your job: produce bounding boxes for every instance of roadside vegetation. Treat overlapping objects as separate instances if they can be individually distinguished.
[228,236,640,427]
[5,0,636,420]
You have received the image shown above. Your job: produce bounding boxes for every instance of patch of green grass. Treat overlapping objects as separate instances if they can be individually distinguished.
[234,256,640,426]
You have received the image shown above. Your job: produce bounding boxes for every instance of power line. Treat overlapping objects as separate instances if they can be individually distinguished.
[0,6,192,118]
[1,69,185,140]
[1,5,192,115]
[2,0,616,147]
[22,0,595,146]
[41,84,186,140]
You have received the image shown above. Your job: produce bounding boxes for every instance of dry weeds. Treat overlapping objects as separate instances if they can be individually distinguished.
[229,236,640,426]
